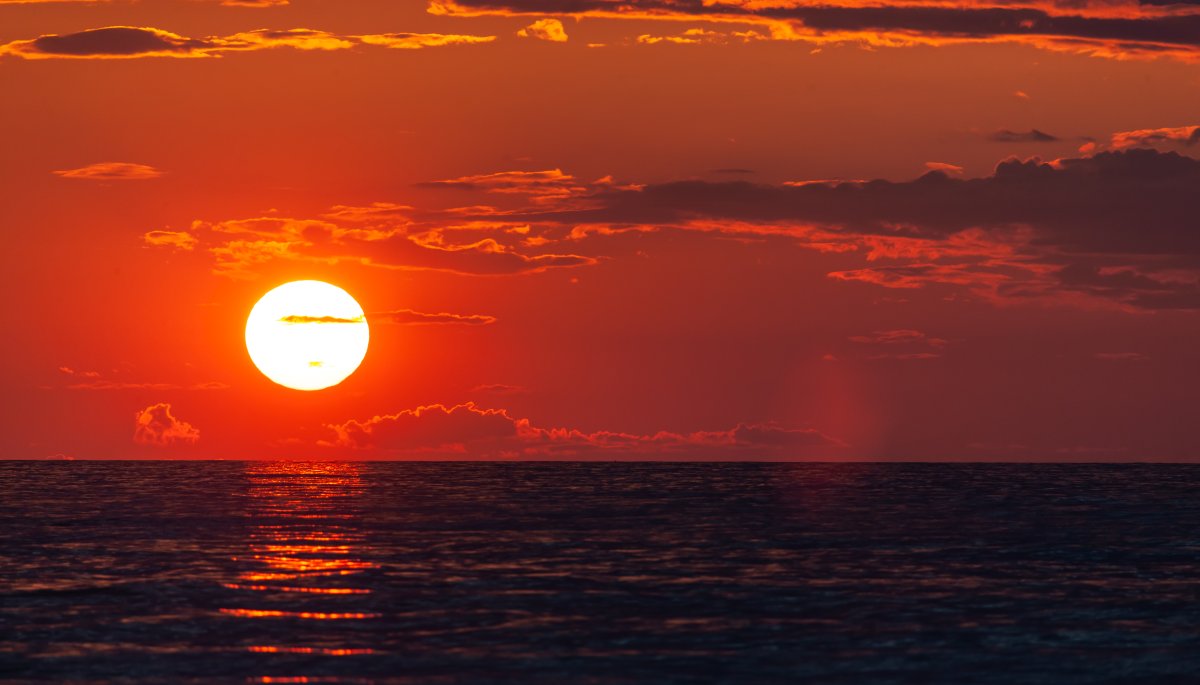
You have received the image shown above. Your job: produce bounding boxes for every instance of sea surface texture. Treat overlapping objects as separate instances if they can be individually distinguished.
[2,462,1199,684]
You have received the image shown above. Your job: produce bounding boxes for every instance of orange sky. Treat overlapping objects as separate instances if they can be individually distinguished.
[4,0,1200,459]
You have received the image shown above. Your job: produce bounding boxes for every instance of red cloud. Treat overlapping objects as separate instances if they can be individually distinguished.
[372,309,497,325]
[924,161,964,174]
[328,403,518,452]
[470,383,527,395]
[496,149,1200,310]
[0,26,495,59]
[325,402,840,458]
[1110,124,1200,149]
[149,149,1200,309]
[143,230,197,250]
[637,28,767,45]
[58,367,227,391]
[419,169,591,203]
[851,329,946,345]
[133,403,200,446]
[159,213,594,277]
[849,329,949,359]
[517,18,569,42]
[430,0,1200,61]
[1094,351,1149,361]
[988,129,1060,143]
[53,162,162,180]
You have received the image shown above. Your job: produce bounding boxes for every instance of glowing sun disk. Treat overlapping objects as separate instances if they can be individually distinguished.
[245,280,369,391]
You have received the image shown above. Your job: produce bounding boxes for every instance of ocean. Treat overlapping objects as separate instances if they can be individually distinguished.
[2,462,1198,683]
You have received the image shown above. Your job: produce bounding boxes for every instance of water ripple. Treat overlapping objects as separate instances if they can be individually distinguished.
[2,462,1200,683]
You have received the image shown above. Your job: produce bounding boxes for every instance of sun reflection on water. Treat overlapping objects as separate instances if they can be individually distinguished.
[222,461,380,680]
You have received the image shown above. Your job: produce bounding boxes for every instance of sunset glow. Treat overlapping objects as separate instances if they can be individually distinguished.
[4,3,1200,459]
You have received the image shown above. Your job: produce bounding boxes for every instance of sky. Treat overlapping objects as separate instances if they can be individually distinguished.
[3,0,1200,460]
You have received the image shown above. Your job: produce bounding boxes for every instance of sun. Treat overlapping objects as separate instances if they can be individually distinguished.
[245,280,370,391]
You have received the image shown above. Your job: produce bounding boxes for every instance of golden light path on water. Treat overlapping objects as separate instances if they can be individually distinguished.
[221,462,381,682]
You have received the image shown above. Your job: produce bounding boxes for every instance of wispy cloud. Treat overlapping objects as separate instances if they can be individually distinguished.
[151,212,594,278]
[1,25,495,60]
[1094,351,1149,361]
[372,309,498,325]
[849,329,949,359]
[637,27,768,45]
[58,366,227,391]
[419,169,593,203]
[430,0,1200,61]
[487,148,1200,310]
[324,402,841,458]
[850,329,948,347]
[924,161,964,174]
[150,146,1200,310]
[1110,124,1200,149]
[988,129,1060,143]
[143,230,197,250]
[471,383,526,395]
[279,315,366,324]
[53,162,162,180]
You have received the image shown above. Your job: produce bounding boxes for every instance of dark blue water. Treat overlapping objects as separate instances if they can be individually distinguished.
[2,462,1199,684]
